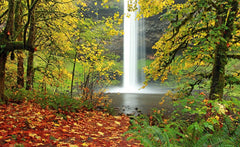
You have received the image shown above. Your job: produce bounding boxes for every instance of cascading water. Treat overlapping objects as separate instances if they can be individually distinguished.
[123,0,139,91]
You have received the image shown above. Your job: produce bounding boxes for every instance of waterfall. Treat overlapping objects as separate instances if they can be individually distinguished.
[107,0,148,93]
[123,0,139,90]
[106,0,169,94]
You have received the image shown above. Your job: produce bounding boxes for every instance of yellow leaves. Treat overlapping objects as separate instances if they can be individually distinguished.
[159,99,165,105]
[138,0,175,18]
[54,123,60,127]
[102,0,108,4]
[114,121,121,126]
[98,131,104,136]
[215,102,227,114]
[29,133,42,140]
[62,128,68,132]
[69,145,78,147]
[81,142,89,146]
[113,116,122,120]
[97,122,103,127]
[77,1,87,7]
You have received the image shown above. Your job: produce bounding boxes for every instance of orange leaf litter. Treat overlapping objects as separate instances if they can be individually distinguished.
[0,102,141,146]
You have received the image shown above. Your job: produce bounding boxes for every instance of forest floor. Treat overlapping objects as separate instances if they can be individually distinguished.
[0,102,142,146]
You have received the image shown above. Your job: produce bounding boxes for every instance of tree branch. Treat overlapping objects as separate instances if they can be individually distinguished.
[0,9,8,22]
[0,41,34,53]
[227,54,240,60]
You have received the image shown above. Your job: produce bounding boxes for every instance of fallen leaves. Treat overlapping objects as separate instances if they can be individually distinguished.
[0,102,141,146]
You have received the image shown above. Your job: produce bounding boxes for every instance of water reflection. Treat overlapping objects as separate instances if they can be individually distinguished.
[108,93,174,115]
[107,86,170,94]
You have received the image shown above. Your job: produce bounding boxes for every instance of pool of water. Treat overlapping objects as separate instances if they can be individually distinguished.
[107,93,175,116]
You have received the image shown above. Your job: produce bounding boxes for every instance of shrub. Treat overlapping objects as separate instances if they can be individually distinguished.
[125,93,240,146]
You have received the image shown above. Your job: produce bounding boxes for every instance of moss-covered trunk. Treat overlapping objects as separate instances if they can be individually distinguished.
[15,0,24,88]
[209,44,227,100]
[209,0,238,100]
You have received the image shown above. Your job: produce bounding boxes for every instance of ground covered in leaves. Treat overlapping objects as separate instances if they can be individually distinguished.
[0,102,141,146]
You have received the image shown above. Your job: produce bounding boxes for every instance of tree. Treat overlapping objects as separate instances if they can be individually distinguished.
[73,15,122,100]
[15,0,24,88]
[26,0,37,90]
[0,0,37,103]
[33,0,79,92]
[135,0,240,100]
[0,0,78,102]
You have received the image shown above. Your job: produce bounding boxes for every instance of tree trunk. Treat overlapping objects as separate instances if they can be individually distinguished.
[15,0,24,88]
[17,51,24,88]
[209,0,238,100]
[209,44,227,100]
[0,53,7,103]
[26,51,34,90]
[4,0,15,37]
[0,0,15,103]
[71,51,78,98]
[26,2,36,90]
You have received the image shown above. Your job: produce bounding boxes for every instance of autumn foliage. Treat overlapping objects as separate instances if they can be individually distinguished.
[0,101,141,146]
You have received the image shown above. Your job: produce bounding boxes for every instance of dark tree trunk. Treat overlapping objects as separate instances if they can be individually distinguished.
[0,0,15,103]
[0,53,7,103]
[71,51,78,98]
[4,0,15,36]
[17,51,24,88]
[15,0,24,88]
[26,51,34,90]
[26,3,36,90]
[209,44,227,100]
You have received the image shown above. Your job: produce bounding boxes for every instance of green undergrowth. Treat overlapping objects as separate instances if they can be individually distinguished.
[2,89,113,115]
[125,93,240,146]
